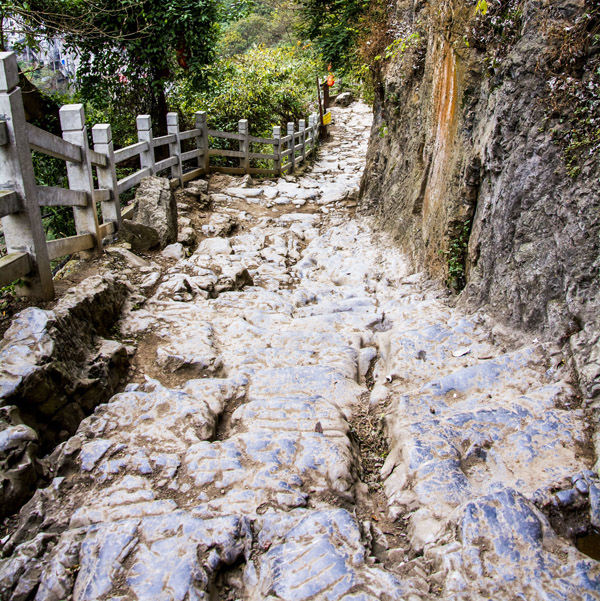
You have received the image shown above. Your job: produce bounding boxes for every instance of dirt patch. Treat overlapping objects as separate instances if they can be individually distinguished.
[128,333,224,389]
[350,393,410,565]
[215,196,320,219]
[208,557,246,601]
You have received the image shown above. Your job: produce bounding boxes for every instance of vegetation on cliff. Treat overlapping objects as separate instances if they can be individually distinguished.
[544,6,600,177]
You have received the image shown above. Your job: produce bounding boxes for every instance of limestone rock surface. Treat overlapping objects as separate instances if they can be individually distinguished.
[359,0,600,400]
[118,219,160,251]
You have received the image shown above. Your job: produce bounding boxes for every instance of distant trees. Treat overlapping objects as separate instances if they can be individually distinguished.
[299,0,368,69]
[218,0,302,57]
[174,44,319,135]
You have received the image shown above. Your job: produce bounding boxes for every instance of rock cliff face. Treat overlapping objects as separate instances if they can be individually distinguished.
[360,0,600,397]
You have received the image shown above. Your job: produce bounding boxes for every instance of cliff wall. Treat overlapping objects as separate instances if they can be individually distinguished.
[360,0,600,397]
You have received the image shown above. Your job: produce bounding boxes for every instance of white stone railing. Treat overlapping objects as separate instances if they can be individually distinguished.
[0,52,320,300]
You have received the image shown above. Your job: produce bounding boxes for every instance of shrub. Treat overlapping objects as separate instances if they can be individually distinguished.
[172,44,320,137]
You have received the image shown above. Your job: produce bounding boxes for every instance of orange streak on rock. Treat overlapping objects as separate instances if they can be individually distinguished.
[424,43,458,221]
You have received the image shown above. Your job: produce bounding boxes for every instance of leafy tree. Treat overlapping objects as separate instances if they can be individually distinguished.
[5,0,221,133]
[174,44,319,136]
[218,0,302,57]
[299,0,368,69]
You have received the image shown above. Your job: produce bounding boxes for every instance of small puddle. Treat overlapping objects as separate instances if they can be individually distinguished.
[577,530,600,561]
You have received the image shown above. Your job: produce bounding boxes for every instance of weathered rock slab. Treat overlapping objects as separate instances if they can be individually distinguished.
[134,176,178,247]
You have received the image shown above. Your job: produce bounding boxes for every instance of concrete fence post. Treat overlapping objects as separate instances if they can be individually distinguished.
[273,126,282,176]
[287,122,296,173]
[0,52,53,299]
[59,104,101,256]
[239,119,249,173]
[299,119,306,163]
[92,124,121,231]
[195,111,210,174]
[167,112,183,187]
[136,115,155,173]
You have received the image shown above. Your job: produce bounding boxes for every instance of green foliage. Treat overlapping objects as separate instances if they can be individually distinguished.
[299,0,369,70]
[469,0,523,61]
[11,0,221,133]
[221,0,256,22]
[550,65,600,177]
[374,32,421,62]
[218,0,301,57]
[475,0,488,16]
[30,151,76,240]
[441,220,471,292]
[0,284,15,305]
[173,45,319,137]
[545,8,600,177]
[338,62,374,104]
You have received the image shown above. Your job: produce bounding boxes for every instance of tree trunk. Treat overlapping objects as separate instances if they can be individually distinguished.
[151,78,168,137]
[19,72,61,132]
[151,78,169,160]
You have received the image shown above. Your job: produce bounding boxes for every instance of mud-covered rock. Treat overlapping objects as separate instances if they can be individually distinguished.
[179,226,196,246]
[334,91,354,107]
[176,179,211,210]
[201,213,237,238]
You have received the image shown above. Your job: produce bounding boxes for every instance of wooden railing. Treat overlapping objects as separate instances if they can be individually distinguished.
[0,52,320,300]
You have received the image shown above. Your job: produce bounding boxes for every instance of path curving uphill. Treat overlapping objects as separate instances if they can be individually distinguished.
[1,104,599,600]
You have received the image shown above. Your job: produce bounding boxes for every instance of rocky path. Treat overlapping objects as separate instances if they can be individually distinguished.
[1,104,600,600]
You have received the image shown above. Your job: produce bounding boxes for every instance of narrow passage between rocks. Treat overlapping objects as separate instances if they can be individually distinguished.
[1,103,599,601]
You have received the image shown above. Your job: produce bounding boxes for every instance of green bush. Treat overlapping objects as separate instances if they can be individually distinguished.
[172,45,320,137]
[299,0,368,70]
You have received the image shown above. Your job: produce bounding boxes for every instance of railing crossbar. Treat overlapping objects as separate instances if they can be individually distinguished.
[0,252,30,288]
[249,152,278,160]
[27,123,82,163]
[208,130,245,141]
[248,135,276,145]
[114,141,149,164]
[181,148,202,162]
[47,233,95,261]
[179,128,201,141]
[117,166,152,195]
[155,156,178,172]
[0,190,21,218]
[37,186,88,207]
[153,133,177,147]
